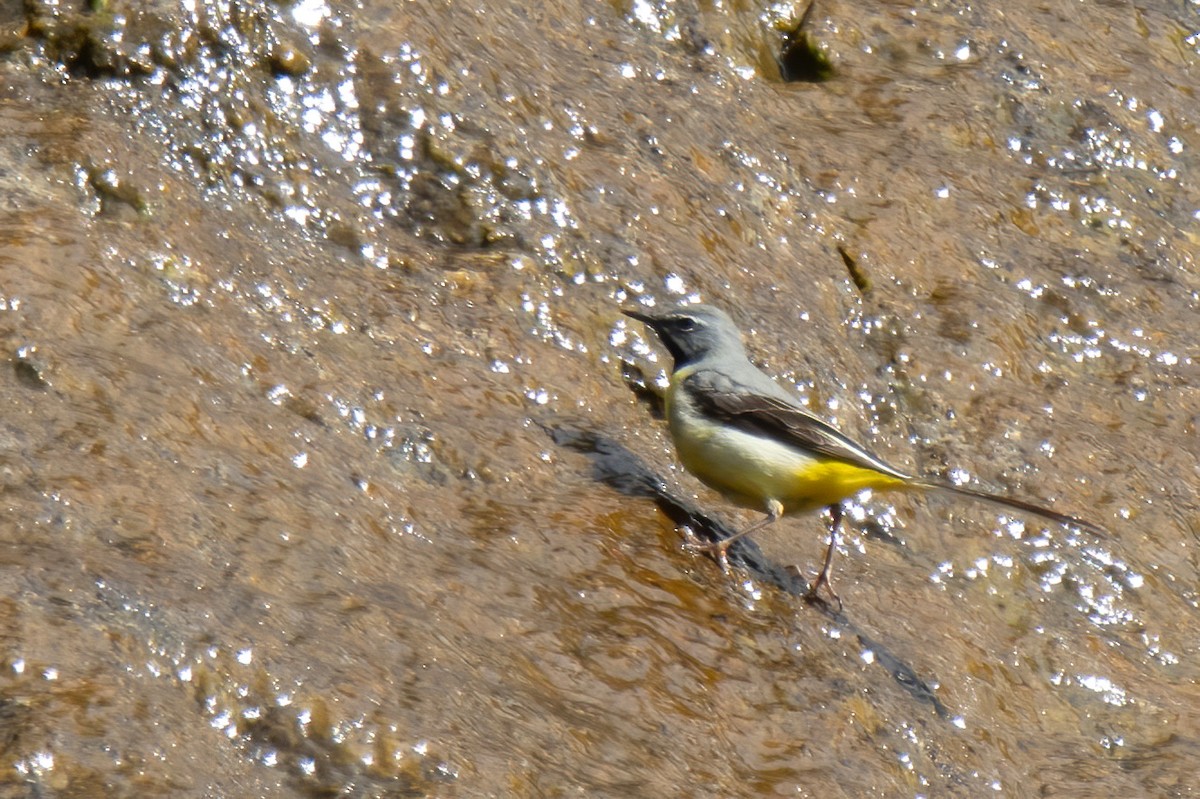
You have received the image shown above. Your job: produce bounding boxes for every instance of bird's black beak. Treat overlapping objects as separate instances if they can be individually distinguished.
[621,308,660,326]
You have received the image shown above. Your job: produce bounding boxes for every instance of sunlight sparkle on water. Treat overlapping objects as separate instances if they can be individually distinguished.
[1078,674,1128,706]
[292,0,330,27]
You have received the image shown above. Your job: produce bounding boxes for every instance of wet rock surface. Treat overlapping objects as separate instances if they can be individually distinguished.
[0,1,1197,795]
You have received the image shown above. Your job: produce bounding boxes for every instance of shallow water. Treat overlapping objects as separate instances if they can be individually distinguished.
[0,0,1198,795]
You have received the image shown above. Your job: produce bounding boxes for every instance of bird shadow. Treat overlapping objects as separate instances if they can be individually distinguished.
[542,420,951,720]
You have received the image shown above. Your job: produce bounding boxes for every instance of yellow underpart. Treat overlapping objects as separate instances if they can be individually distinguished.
[672,413,912,513]
[787,459,910,511]
[665,368,913,513]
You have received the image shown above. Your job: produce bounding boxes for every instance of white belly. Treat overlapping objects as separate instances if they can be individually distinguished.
[666,387,818,512]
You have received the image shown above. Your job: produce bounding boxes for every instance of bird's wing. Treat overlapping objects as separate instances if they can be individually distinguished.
[682,368,911,480]
[681,369,1104,534]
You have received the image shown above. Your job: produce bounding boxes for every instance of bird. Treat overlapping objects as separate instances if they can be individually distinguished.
[622,303,1103,607]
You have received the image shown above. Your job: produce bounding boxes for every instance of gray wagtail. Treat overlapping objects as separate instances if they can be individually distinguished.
[623,304,1102,606]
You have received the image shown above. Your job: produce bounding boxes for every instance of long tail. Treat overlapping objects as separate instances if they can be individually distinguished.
[913,479,1106,537]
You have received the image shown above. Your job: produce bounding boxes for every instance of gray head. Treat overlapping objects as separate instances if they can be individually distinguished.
[622,304,747,369]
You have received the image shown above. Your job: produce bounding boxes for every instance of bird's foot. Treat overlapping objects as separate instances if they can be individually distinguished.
[793,565,842,612]
[681,529,735,574]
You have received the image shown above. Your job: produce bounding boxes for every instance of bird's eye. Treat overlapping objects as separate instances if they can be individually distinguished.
[675,317,696,332]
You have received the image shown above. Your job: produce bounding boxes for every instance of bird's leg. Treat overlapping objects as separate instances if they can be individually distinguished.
[686,499,783,573]
[803,504,843,610]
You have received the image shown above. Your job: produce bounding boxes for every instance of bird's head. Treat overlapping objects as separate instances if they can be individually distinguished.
[622,304,747,369]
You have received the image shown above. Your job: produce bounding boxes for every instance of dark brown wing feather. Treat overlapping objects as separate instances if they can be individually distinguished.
[682,370,910,479]
[683,369,1106,534]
